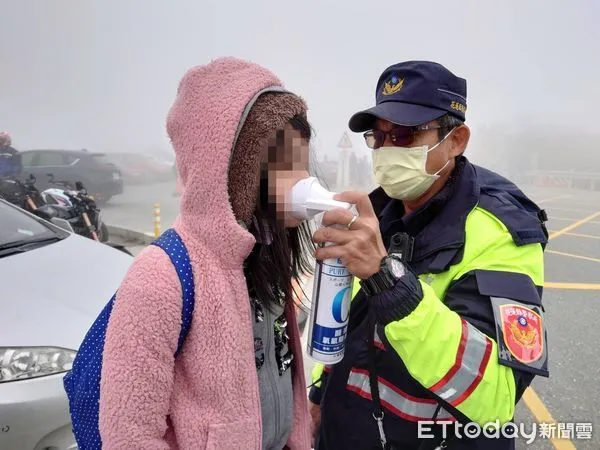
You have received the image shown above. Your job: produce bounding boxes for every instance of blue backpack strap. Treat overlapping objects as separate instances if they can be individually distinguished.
[151,228,195,356]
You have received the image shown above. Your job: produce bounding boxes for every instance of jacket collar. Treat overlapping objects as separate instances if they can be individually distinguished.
[370,156,479,265]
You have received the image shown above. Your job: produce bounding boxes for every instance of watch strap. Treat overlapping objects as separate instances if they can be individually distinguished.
[360,256,398,296]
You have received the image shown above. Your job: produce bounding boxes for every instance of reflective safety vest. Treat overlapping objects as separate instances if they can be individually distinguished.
[311,158,548,450]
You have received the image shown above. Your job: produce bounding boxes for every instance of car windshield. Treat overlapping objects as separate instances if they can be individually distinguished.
[0,201,57,247]
[91,153,111,164]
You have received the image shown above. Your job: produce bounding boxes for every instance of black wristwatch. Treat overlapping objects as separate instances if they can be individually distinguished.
[360,253,406,297]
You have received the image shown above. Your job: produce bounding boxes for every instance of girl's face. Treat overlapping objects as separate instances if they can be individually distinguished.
[262,123,311,228]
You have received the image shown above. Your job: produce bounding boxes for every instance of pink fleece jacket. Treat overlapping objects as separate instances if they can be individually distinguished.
[99,57,311,449]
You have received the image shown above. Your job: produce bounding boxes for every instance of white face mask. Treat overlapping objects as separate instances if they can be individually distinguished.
[372,131,454,201]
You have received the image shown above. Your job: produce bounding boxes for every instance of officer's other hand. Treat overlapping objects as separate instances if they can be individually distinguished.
[309,400,321,447]
[312,191,387,280]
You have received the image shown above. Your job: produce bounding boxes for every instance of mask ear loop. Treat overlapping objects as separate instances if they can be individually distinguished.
[426,126,457,154]
[426,126,458,177]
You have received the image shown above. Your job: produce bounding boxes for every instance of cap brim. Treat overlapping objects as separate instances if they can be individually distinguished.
[348,102,447,132]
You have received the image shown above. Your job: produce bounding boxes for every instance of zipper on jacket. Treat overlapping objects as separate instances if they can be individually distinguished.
[242,270,263,449]
[266,311,281,445]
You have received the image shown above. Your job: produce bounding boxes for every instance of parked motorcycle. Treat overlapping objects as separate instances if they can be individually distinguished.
[0,174,44,213]
[40,176,109,242]
[0,174,132,256]
[0,175,77,234]
[39,177,131,255]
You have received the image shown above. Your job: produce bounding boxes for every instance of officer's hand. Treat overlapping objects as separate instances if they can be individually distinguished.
[312,191,387,280]
[309,400,321,447]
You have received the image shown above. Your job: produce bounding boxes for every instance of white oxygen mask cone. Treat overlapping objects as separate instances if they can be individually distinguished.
[290,177,355,364]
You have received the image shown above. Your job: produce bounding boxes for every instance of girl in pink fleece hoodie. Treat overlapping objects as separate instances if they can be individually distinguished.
[98,57,316,449]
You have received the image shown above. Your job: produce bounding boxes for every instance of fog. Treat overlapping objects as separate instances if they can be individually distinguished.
[2,0,598,165]
[3,4,600,442]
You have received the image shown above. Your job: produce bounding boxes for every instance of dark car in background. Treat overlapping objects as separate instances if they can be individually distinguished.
[106,152,174,185]
[17,149,123,204]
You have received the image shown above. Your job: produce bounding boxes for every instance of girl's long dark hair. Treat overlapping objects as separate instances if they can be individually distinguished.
[245,114,317,309]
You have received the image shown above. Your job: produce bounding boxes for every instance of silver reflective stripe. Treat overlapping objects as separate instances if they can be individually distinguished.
[347,368,455,422]
[374,329,385,349]
[430,320,492,406]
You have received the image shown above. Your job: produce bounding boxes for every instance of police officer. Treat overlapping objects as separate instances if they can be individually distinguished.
[0,132,20,177]
[309,61,549,449]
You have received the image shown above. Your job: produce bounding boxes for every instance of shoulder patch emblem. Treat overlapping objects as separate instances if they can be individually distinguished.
[490,297,549,377]
[500,304,543,363]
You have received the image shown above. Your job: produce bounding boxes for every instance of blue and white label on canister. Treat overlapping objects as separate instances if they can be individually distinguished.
[307,256,354,364]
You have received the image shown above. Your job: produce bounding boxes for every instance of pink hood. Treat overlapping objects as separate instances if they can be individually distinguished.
[99,57,311,449]
[170,57,282,265]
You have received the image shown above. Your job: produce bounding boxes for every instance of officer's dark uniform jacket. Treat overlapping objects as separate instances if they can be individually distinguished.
[311,156,549,450]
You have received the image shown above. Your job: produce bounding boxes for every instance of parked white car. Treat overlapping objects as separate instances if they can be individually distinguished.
[0,198,133,450]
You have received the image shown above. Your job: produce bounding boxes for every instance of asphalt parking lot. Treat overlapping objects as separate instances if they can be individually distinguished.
[498,190,600,450]
[105,181,600,449]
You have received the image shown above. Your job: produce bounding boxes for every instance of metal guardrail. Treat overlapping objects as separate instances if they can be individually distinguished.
[524,170,600,190]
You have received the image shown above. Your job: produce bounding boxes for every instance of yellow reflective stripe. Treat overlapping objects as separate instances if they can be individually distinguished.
[346,368,456,422]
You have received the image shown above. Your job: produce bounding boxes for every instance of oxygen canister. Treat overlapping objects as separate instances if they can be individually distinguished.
[290,177,355,365]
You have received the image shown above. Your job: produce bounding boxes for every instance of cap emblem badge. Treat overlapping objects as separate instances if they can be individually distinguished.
[382,74,404,96]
